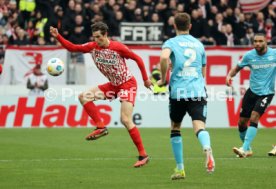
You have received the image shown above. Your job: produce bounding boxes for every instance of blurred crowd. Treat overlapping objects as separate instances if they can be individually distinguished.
[0,0,276,48]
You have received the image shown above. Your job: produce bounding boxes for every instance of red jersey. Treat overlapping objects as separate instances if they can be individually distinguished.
[57,35,148,86]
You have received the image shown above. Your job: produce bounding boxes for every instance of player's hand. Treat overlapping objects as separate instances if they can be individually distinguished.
[157,79,167,87]
[50,26,59,38]
[144,79,153,90]
[226,76,232,86]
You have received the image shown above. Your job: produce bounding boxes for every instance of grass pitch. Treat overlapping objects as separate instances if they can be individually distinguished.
[0,128,275,189]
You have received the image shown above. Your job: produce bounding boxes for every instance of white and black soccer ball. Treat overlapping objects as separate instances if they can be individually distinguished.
[46,58,64,76]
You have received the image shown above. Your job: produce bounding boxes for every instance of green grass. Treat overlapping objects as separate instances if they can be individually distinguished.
[0,128,275,189]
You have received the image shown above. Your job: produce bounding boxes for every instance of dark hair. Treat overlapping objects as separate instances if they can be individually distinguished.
[254,33,266,38]
[91,22,109,35]
[174,13,191,31]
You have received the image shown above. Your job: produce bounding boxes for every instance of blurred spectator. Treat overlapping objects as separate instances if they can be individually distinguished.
[108,10,124,37]
[244,13,254,30]
[223,7,235,26]
[210,13,227,45]
[164,15,176,40]
[124,0,137,22]
[35,36,48,45]
[133,8,144,22]
[190,9,214,45]
[69,26,89,44]
[26,20,34,43]
[215,0,228,13]
[12,28,28,45]
[33,11,48,40]
[209,5,218,21]
[101,0,117,28]
[154,0,167,22]
[72,14,90,39]
[254,12,265,33]
[240,27,254,46]
[191,0,211,19]
[52,6,64,32]
[234,13,247,40]
[26,64,48,96]
[264,18,276,44]
[150,64,167,95]
[0,0,8,27]
[224,24,240,46]
[151,12,160,23]
[18,0,36,28]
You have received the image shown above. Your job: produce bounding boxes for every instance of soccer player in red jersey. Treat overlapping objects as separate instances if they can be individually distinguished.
[50,22,152,167]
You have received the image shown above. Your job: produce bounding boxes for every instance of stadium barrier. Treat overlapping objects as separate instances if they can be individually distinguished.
[0,46,275,128]
[0,85,275,128]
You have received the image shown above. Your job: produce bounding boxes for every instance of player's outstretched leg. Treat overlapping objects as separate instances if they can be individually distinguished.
[268,145,276,156]
[128,127,149,168]
[170,130,185,180]
[83,101,108,141]
[196,129,215,173]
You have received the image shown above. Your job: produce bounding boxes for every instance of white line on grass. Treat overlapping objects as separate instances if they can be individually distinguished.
[0,157,272,162]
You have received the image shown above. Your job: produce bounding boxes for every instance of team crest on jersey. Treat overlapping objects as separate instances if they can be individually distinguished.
[267,56,273,61]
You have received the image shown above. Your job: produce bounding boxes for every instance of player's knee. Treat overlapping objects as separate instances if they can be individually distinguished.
[250,112,260,123]
[78,92,87,104]
[120,114,131,126]
[238,119,247,127]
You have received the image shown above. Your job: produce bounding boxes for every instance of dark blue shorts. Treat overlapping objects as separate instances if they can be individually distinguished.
[169,98,207,123]
[240,88,274,118]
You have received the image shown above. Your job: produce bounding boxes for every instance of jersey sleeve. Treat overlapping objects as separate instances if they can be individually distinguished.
[118,43,149,81]
[162,39,173,51]
[56,34,94,53]
[237,52,250,68]
[201,44,207,66]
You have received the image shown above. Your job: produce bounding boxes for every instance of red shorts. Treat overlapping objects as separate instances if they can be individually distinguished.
[98,77,137,105]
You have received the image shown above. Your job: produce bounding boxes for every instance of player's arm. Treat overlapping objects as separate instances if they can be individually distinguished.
[202,66,206,78]
[226,53,249,86]
[158,48,171,86]
[226,65,242,86]
[50,26,93,53]
[202,50,207,78]
[120,45,152,88]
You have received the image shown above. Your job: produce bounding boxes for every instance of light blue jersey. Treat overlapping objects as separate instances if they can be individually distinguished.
[162,34,206,99]
[238,47,276,95]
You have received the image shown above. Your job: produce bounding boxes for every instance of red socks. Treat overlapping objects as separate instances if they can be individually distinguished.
[129,127,147,157]
[83,101,104,128]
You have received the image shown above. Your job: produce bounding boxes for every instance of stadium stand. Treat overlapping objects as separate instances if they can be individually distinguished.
[0,0,275,47]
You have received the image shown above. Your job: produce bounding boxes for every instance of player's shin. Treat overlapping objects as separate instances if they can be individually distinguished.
[83,101,104,128]
[196,129,211,150]
[129,126,147,157]
[238,126,247,142]
[170,130,184,170]
[242,123,258,151]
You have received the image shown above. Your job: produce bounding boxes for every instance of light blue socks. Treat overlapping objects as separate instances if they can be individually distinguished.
[242,126,257,151]
[171,130,184,170]
[197,130,211,150]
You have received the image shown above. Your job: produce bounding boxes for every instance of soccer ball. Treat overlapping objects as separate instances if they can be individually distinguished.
[46,58,64,76]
